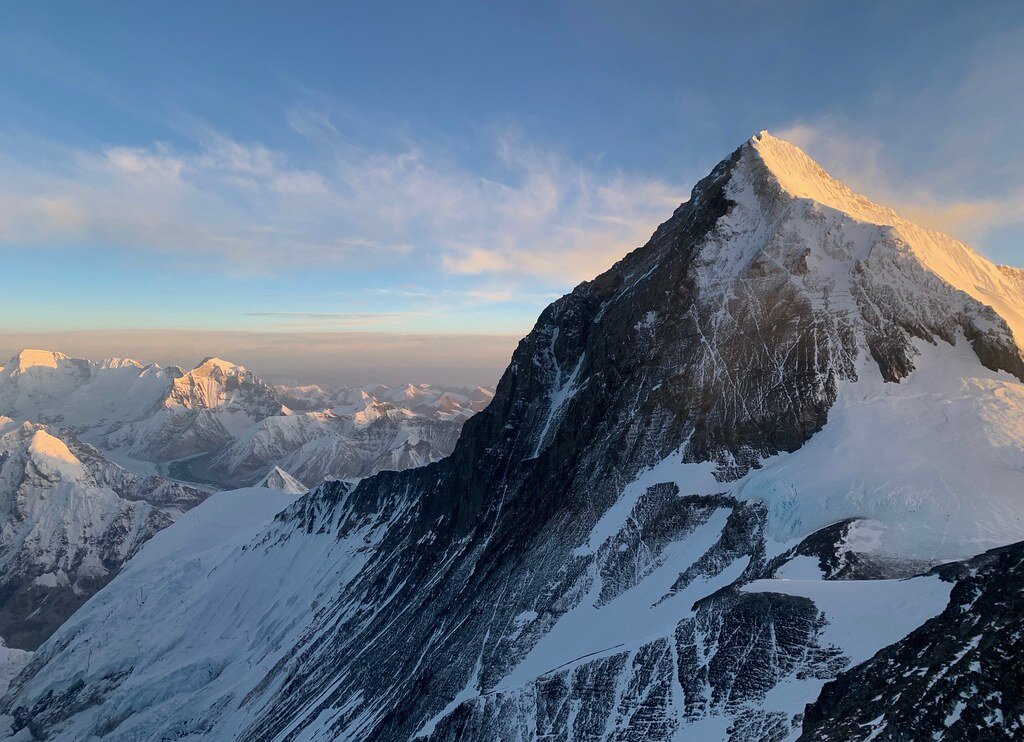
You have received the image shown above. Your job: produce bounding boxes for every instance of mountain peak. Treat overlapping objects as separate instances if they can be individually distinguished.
[733,131,1024,346]
[260,466,308,495]
[98,357,145,370]
[10,349,68,373]
[191,357,244,375]
[26,429,88,482]
[746,130,899,225]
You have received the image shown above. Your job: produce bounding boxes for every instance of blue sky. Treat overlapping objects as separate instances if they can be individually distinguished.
[1,1,1023,383]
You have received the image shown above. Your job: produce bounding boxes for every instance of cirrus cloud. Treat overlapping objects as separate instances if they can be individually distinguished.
[0,115,687,286]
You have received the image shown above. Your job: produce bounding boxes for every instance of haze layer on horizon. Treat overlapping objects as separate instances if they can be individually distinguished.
[2,1,1023,382]
[0,330,515,388]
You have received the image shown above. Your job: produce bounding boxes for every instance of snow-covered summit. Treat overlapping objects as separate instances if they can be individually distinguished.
[192,356,246,375]
[259,466,308,495]
[165,356,280,415]
[749,131,902,224]
[749,131,1024,343]
[7,350,67,373]
[25,429,89,483]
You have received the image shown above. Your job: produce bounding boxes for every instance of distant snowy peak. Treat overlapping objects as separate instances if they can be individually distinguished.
[0,350,175,427]
[165,356,282,415]
[24,429,90,484]
[278,382,495,422]
[259,466,308,495]
[0,348,494,424]
[194,356,246,374]
[2,349,145,378]
[0,348,494,490]
[7,349,67,373]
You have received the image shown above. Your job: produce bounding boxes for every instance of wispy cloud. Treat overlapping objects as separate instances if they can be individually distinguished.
[0,114,686,286]
[242,311,405,321]
[238,311,416,330]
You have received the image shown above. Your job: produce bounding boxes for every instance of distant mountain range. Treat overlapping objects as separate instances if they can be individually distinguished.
[0,351,493,489]
[0,351,492,650]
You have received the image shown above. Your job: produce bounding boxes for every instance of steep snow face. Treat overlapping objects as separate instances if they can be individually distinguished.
[5,133,1024,740]
[2,485,370,741]
[0,639,30,699]
[735,339,1024,559]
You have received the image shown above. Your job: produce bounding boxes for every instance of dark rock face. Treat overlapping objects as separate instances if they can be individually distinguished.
[853,247,1024,384]
[800,542,1024,741]
[219,142,861,740]
[426,585,846,742]
[675,590,847,737]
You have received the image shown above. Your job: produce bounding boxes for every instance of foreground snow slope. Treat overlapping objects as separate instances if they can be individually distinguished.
[5,132,1024,741]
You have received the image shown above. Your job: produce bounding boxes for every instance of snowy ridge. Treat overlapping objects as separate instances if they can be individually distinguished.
[752,132,1024,344]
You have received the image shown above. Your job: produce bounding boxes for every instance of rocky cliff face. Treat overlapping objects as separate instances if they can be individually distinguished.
[4,132,1024,740]
[799,541,1024,741]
